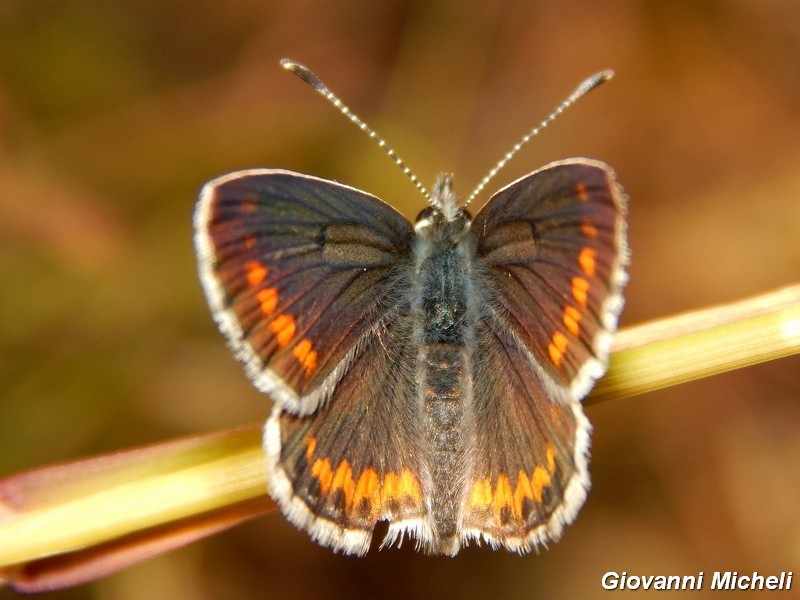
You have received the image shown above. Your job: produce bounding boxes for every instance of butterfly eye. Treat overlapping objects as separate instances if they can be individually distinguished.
[414,206,440,232]
[415,206,470,227]
[415,206,437,224]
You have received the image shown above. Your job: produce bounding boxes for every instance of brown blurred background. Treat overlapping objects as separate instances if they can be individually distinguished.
[1,1,799,599]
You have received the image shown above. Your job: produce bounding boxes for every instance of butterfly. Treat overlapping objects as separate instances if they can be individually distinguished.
[194,60,628,556]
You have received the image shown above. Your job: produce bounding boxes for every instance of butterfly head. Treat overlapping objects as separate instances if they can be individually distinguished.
[414,174,471,244]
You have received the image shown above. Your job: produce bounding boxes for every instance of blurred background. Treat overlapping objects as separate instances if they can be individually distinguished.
[1,1,799,598]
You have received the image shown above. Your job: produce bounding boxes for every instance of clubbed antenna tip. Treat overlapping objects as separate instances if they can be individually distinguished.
[280,58,432,203]
[464,69,615,208]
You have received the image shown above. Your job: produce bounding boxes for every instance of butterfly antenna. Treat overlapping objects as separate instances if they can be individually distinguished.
[463,70,614,208]
[281,59,433,203]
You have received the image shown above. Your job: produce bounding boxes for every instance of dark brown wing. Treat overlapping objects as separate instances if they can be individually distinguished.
[195,169,414,415]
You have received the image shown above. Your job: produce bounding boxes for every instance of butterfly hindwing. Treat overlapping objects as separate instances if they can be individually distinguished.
[264,311,435,556]
[459,315,590,552]
[194,169,414,415]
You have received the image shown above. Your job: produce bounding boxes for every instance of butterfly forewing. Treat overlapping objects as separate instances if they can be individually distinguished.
[194,169,414,415]
[473,159,628,401]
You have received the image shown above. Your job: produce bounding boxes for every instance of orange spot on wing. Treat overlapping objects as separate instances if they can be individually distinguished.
[353,468,381,517]
[292,338,318,375]
[578,247,597,277]
[580,220,598,238]
[531,466,552,502]
[548,331,569,368]
[381,471,401,505]
[370,469,425,514]
[468,478,493,510]
[546,444,556,474]
[270,314,296,347]
[256,288,278,315]
[331,460,355,510]
[493,474,514,520]
[244,235,256,250]
[575,182,588,202]
[571,277,589,308]
[514,471,534,518]
[242,194,258,213]
[246,261,268,287]
[399,469,423,504]
[311,458,333,494]
[305,436,317,464]
[563,305,581,337]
